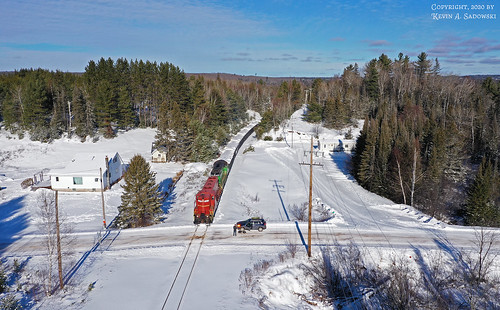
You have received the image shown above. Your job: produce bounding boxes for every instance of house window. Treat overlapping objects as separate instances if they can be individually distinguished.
[73,177,83,185]
[95,178,99,182]
[55,177,59,182]
[113,157,117,163]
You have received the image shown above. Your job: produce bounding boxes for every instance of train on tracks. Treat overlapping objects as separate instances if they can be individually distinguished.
[193,122,258,224]
[193,159,229,224]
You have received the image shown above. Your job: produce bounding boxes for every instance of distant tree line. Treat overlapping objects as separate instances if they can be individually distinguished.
[301,52,500,226]
[0,58,294,161]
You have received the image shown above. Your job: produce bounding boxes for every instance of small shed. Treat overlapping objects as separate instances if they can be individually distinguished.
[318,139,356,153]
[50,152,126,192]
[152,146,168,163]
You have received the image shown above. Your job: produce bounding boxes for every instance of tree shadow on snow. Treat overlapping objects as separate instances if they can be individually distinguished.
[432,234,471,273]
[0,196,30,255]
[329,152,356,181]
[159,177,175,214]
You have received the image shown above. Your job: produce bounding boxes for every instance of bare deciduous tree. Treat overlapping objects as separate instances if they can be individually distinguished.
[289,203,308,221]
[467,227,499,284]
[34,190,74,296]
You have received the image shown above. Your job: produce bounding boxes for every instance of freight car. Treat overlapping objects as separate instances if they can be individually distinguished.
[194,160,229,224]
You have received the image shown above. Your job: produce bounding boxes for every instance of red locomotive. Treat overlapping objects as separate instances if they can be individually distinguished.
[194,160,229,224]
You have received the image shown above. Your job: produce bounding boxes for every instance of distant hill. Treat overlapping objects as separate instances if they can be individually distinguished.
[186,72,500,84]
[185,72,330,86]
[2,70,498,83]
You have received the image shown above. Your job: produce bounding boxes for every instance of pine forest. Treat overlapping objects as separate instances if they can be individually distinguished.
[0,53,499,227]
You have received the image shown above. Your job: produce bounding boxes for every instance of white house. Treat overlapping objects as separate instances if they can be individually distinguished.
[151,146,168,163]
[317,138,356,153]
[50,152,127,192]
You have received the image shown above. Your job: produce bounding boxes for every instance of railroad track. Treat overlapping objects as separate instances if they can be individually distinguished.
[161,224,208,310]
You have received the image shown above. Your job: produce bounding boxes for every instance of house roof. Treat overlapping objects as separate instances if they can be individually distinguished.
[49,152,118,176]
[152,146,168,154]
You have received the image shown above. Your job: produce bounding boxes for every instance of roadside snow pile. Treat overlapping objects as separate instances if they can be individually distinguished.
[239,246,331,309]
[312,197,336,222]
[242,240,500,309]
[369,204,446,229]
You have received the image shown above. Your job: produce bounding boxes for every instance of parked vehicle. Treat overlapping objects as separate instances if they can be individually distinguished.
[236,217,266,233]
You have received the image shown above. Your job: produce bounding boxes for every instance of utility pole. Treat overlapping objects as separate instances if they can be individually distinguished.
[55,190,64,290]
[100,168,107,229]
[299,136,322,257]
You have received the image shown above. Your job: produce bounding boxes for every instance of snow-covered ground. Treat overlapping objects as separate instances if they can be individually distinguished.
[1,110,499,309]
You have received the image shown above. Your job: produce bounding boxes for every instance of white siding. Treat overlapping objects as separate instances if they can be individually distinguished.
[317,139,356,153]
[152,150,167,163]
[52,175,101,192]
[50,152,126,192]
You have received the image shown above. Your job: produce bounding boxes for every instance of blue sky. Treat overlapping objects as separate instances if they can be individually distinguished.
[1,0,499,76]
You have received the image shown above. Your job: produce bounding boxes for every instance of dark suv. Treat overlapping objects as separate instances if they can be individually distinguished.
[236,217,266,233]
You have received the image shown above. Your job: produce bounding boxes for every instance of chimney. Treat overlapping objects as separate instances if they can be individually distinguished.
[105,155,111,190]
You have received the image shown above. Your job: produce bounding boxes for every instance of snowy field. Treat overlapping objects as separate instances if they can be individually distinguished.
[1,109,500,309]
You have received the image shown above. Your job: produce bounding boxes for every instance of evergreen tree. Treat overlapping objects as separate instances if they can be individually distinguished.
[431,58,441,75]
[95,79,117,137]
[277,81,290,101]
[378,53,392,71]
[364,59,379,103]
[311,78,322,100]
[357,118,379,190]
[255,109,274,139]
[209,89,227,126]
[48,84,69,140]
[322,97,336,128]
[465,158,499,227]
[1,84,22,131]
[22,70,50,131]
[225,88,246,123]
[305,80,323,123]
[190,76,206,115]
[190,130,218,162]
[375,116,392,194]
[117,85,136,129]
[117,155,163,228]
[352,116,369,177]
[425,124,446,181]
[304,101,323,123]
[322,95,348,129]
[72,86,89,138]
[290,79,302,104]
[170,125,194,162]
[415,52,431,80]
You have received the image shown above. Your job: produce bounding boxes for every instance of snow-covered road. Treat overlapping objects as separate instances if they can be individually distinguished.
[4,222,491,255]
